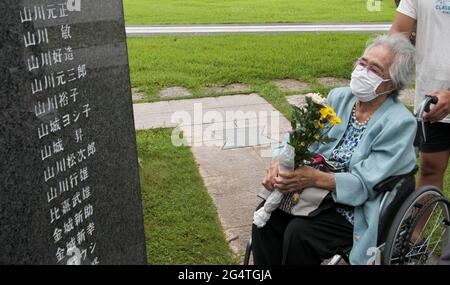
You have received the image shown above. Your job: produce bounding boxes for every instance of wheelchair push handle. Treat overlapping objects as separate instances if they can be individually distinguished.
[417,95,439,143]
[416,95,439,121]
[423,95,439,113]
[420,87,450,114]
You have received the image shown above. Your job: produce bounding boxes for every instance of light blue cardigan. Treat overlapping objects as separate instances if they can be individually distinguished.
[272,87,417,265]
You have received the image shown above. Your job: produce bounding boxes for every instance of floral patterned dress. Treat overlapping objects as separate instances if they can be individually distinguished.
[328,105,368,225]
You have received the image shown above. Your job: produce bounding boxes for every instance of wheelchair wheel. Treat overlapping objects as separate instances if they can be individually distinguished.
[382,186,450,265]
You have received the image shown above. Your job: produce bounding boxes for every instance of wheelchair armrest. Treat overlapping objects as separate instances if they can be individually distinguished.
[373,166,418,193]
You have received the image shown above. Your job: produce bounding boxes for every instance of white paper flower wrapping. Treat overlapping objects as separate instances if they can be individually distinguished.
[253,144,295,228]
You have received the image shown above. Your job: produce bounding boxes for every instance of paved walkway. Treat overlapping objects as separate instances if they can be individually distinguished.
[134,94,291,257]
[126,22,391,36]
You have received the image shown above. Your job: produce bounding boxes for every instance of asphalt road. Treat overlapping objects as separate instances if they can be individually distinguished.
[126,22,392,36]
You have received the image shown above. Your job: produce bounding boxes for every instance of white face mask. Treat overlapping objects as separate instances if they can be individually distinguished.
[350,64,393,102]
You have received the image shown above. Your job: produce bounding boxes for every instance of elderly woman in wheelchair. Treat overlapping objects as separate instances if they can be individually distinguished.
[251,34,420,265]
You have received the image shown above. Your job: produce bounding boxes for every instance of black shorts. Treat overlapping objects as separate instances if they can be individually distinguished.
[414,122,450,153]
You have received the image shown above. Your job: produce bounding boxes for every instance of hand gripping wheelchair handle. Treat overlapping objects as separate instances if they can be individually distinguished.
[416,95,439,143]
[423,95,439,113]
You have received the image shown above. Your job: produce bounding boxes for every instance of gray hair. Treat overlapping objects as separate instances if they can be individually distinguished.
[363,34,416,93]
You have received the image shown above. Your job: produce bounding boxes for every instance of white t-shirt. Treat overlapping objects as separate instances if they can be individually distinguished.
[398,0,450,123]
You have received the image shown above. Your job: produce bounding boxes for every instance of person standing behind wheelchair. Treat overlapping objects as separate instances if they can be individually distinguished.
[389,0,450,265]
[252,34,417,265]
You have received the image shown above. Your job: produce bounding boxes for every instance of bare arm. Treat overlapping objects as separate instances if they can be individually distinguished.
[389,12,417,38]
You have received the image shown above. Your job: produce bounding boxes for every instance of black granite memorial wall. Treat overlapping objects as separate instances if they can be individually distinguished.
[0,0,147,265]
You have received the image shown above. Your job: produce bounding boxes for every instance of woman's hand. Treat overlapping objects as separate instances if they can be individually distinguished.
[274,165,336,194]
[261,160,279,192]
[274,165,318,194]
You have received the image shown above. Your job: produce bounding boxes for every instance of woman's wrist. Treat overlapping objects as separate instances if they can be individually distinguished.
[315,171,336,192]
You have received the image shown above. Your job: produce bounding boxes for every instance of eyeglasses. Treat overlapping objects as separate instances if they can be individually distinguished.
[355,58,386,79]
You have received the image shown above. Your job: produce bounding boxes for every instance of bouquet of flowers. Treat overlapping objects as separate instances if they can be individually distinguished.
[253,93,341,228]
[288,93,342,205]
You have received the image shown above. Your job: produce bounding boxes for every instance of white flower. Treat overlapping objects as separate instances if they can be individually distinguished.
[305,93,329,107]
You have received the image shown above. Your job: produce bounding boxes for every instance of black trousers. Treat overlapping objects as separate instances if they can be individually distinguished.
[252,203,354,265]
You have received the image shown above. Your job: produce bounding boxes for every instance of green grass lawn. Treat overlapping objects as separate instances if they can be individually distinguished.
[137,129,235,265]
[124,0,396,25]
[128,32,376,116]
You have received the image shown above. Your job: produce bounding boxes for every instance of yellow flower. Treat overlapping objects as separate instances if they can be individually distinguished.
[319,122,325,129]
[327,107,336,117]
[330,116,342,126]
[300,142,306,147]
[314,135,321,141]
[320,107,336,119]
[319,108,329,119]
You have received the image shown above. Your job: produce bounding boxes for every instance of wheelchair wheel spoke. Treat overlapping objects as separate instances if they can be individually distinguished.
[405,202,448,265]
[430,235,444,255]
[420,207,443,250]
[412,202,440,246]
[389,256,401,263]
[427,223,446,259]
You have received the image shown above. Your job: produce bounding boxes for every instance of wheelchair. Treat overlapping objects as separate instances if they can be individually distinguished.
[243,96,450,265]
